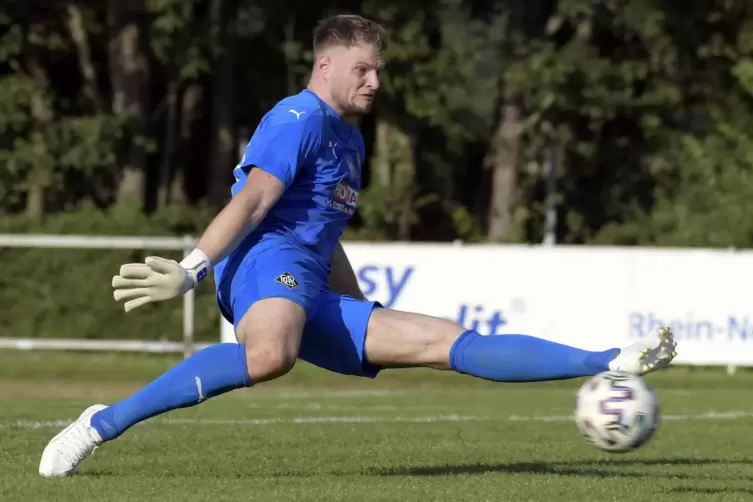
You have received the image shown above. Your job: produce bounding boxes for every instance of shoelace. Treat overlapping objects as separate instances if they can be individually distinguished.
[59,423,95,464]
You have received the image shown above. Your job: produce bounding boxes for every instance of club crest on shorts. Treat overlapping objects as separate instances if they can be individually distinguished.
[276,271,299,289]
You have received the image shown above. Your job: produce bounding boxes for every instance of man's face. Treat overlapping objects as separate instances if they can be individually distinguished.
[320,41,382,117]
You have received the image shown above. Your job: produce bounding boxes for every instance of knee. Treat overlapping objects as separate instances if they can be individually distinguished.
[234,297,306,383]
[243,342,297,383]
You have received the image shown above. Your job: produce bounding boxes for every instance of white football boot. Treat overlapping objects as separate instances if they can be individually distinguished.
[39,404,107,477]
[608,327,677,375]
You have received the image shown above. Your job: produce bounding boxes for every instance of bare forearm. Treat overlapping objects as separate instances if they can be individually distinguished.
[185,170,284,270]
[194,192,268,265]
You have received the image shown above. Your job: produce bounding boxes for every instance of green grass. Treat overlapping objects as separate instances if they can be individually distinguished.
[2,350,753,501]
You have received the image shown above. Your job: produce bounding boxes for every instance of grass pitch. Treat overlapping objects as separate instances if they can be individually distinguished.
[1,350,753,501]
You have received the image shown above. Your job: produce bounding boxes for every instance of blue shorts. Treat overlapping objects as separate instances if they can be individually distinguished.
[214,239,382,378]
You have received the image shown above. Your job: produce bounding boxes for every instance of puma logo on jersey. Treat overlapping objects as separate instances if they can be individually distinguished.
[288,109,305,119]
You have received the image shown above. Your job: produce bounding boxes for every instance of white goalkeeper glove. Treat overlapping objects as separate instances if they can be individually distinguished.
[112,249,210,313]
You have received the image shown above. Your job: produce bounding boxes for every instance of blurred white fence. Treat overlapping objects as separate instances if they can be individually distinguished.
[0,234,208,358]
[1,234,752,373]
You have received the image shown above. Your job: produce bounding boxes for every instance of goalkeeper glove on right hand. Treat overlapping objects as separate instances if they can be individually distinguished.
[111,250,210,313]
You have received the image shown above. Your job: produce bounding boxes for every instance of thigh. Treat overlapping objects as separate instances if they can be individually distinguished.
[363,308,466,370]
[299,291,383,378]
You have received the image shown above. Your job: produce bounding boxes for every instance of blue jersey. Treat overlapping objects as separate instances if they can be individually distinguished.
[231,89,364,264]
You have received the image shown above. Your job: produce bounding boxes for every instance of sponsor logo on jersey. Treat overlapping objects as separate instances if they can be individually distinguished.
[330,182,359,215]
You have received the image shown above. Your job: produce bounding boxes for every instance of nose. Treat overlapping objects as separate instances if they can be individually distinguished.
[368,70,380,91]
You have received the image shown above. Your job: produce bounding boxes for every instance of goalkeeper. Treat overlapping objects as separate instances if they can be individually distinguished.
[39,13,676,477]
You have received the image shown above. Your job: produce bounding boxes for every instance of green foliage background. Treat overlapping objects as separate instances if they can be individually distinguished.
[2,0,753,340]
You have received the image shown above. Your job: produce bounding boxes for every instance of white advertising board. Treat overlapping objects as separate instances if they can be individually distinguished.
[221,244,753,367]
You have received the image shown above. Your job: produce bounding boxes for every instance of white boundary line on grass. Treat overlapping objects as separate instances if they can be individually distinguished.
[6,410,753,430]
[256,389,701,399]
[267,390,412,399]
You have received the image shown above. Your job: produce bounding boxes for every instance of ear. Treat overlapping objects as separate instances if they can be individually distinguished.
[315,54,331,77]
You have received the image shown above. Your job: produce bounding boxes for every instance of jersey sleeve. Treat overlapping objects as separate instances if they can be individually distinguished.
[238,113,323,188]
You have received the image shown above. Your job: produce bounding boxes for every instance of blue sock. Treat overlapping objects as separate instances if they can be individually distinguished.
[91,343,251,440]
[449,330,619,382]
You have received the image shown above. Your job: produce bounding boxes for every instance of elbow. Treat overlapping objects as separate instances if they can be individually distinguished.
[237,187,278,225]
[236,169,285,226]
[249,202,271,225]
[243,194,273,226]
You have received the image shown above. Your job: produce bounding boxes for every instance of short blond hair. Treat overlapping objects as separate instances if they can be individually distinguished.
[313,14,389,55]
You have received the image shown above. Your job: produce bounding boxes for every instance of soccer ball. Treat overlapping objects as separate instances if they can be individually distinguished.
[574,370,659,453]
